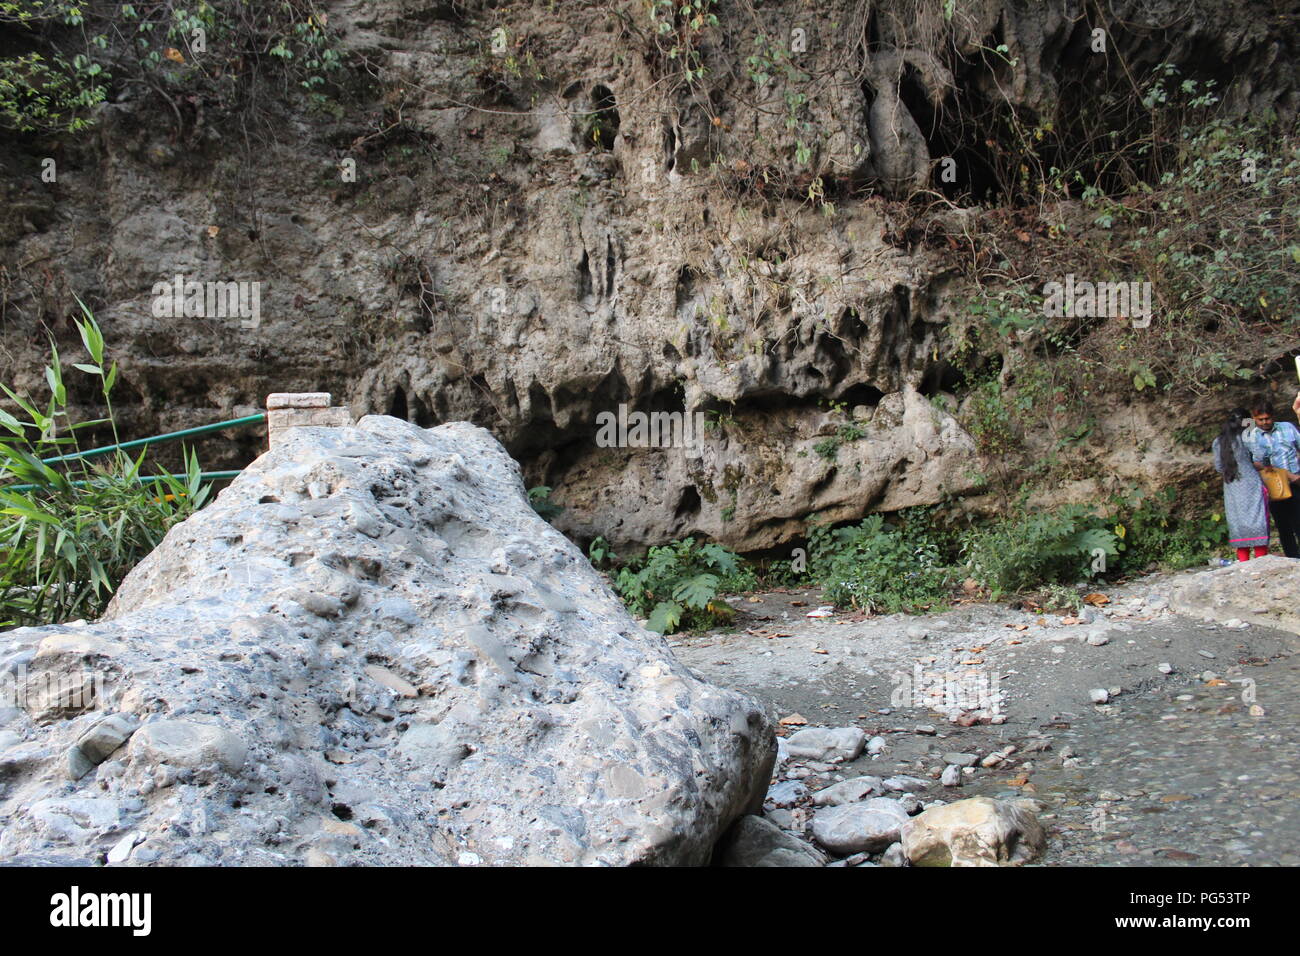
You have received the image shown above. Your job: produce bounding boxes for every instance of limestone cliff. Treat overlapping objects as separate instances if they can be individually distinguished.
[1,0,1295,550]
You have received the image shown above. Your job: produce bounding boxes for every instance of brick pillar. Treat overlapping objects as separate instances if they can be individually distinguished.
[266,392,353,448]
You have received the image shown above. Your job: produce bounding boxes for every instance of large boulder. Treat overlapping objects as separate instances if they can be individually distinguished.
[0,417,775,866]
[1168,556,1300,634]
[902,796,1046,867]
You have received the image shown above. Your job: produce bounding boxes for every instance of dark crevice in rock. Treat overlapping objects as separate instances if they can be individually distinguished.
[388,385,409,422]
[838,383,885,407]
[674,485,702,520]
[577,249,593,302]
[587,84,619,150]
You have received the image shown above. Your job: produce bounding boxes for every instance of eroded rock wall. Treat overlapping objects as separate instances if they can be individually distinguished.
[0,0,1294,550]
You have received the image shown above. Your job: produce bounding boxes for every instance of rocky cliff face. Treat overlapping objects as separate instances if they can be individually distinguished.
[0,418,775,865]
[1,0,1295,551]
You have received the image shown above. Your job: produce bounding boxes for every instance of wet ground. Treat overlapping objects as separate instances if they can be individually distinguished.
[672,576,1300,865]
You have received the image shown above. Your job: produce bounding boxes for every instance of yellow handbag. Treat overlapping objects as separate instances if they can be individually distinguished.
[1261,466,1293,501]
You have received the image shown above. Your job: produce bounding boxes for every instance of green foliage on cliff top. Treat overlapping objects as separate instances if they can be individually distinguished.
[0,0,343,134]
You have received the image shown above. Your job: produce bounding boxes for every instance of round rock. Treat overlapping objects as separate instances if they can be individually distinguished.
[131,720,247,773]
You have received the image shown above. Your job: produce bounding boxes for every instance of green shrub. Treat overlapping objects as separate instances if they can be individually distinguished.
[613,537,744,634]
[527,485,563,521]
[959,504,1118,598]
[0,1,345,136]
[0,307,209,627]
[809,515,953,614]
[1112,487,1223,571]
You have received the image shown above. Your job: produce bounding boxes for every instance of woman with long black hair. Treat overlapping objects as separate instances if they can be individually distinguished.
[1213,408,1270,561]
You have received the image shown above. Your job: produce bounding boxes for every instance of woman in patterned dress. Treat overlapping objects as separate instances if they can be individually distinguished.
[1213,408,1269,561]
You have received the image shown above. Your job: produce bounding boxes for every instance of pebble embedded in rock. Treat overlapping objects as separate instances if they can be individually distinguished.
[76,712,141,765]
[106,831,141,864]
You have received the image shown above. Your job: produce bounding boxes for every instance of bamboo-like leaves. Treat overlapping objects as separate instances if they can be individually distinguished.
[0,301,211,626]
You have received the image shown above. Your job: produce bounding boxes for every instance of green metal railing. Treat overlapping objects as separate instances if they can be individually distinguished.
[39,413,266,465]
[4,413,265,493]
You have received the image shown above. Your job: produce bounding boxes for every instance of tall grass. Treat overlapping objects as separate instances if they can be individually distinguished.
[0,303,209,627]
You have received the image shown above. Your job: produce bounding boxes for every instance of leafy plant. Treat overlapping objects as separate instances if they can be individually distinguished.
[959,504,1118,598]
[0,306,209,626]
[613,537,743,634]
[527,485,563,521]
[0,0,346,135]
[813,437,841,461]
[1111,486,1222,570]
[808,515,953,614]
[587,535,616,569]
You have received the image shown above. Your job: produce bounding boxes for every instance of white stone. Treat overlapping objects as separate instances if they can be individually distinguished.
[785,726,866,761]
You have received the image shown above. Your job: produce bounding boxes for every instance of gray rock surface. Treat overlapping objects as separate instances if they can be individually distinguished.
[765,780,807,809]
[717,815,825,867]
[0,417,774,866]
[1169,557,1300,634]
[785,726,867,762]
[812,776,884,806]
[811,797,911,854]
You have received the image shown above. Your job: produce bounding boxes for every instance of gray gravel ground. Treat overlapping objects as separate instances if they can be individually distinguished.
[673,572,1299,866]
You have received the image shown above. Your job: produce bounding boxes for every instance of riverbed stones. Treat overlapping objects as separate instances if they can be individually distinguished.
[0,417,774,866]
[718,815,825,867]
[811,798,911,854]
[765,780,807,808]
[812,776,884,806]
[902,796,1046,867]
[785,726,866,761]
[881,842,909,867]
[883,775,929,793]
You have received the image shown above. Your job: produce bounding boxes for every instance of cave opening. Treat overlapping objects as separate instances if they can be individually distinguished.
[388,385,409,421]
[587,84,620,150]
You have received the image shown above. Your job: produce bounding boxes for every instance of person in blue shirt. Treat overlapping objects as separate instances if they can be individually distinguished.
[1248,397,1300,558]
